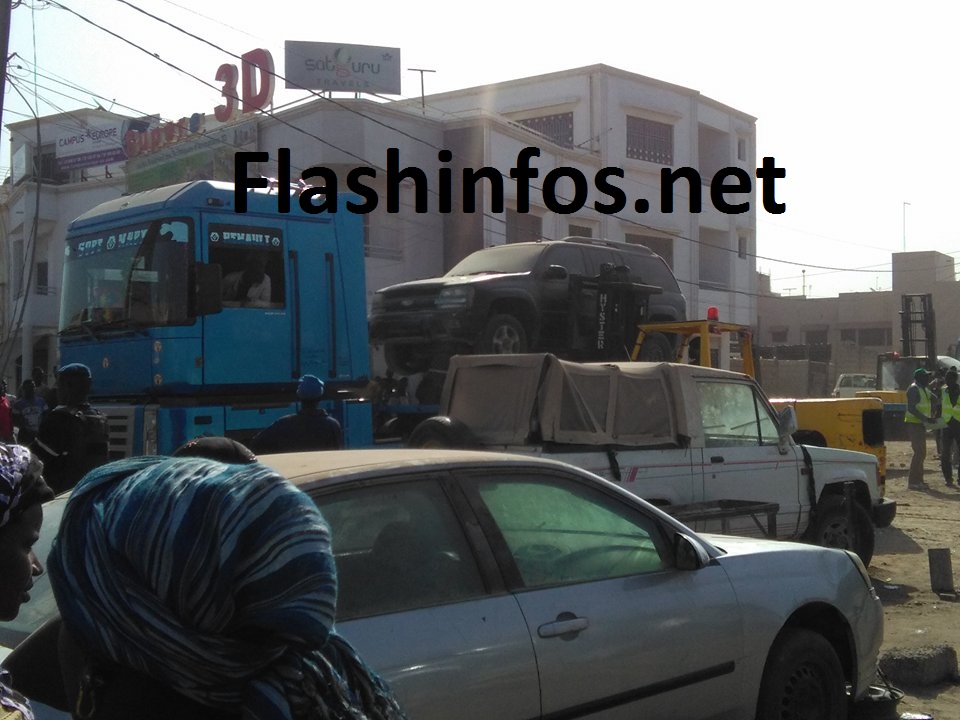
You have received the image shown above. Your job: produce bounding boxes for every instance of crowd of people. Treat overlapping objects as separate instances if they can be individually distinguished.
[0,365,383,720]
[905,364,960,489]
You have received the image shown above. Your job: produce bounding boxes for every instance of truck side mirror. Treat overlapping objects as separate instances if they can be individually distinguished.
[192,262,223,316]
[777,405,798,438]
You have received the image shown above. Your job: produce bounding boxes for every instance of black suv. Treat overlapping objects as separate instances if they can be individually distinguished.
[369,237,687,374]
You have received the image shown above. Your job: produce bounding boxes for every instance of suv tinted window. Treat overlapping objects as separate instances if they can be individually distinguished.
[542,245,587,276]
[622,250,680,292]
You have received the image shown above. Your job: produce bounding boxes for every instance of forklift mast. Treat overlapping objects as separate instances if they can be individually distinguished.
[900,293,936,361]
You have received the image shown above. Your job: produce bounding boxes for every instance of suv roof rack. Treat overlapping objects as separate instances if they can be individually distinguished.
[552,236,655,254]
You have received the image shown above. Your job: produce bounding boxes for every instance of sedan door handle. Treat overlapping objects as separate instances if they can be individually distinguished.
[538,612,589,638]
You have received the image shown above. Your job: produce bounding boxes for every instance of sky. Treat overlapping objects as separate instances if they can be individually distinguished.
[3,0,957,299]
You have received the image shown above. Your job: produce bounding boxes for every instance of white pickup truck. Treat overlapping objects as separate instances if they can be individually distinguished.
[409,353,897,563]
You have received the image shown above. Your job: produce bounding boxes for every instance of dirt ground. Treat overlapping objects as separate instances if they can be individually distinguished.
[870,439,960,716]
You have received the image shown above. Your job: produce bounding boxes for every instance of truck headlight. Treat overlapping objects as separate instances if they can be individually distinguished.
[436,286,474,309]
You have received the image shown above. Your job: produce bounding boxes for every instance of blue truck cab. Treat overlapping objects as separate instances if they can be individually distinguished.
[58,180,372,455]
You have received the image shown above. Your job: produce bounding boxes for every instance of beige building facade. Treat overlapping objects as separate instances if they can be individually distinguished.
[757,251,960,382]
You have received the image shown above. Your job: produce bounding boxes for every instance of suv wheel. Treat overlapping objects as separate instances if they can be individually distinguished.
[479,314,528,354]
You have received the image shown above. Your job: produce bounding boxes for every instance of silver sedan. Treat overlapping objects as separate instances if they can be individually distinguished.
[3,449,883,720]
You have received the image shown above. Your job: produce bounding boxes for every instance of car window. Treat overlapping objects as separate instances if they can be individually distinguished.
[542,245,587,276]
[628,253,681,293]
[583,247,620,277]
[311,479,486,619]
[696,380,780,447]
[473,474,668,587]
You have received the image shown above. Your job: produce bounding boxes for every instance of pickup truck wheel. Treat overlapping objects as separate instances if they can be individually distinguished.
[637,332,673,361]
[756,628,847,720]
[479,314,528,354]
[806,495,876,565]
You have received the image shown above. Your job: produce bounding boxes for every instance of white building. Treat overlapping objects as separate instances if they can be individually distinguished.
[1,64,758,384]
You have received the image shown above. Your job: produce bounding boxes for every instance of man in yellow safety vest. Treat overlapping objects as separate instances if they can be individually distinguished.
[905,367,935,489]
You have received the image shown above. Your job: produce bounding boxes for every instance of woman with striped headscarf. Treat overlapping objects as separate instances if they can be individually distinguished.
[0,444,54,720]
[47,455,408,720]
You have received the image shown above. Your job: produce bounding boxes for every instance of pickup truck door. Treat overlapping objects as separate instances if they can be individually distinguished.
[693,378,803,539]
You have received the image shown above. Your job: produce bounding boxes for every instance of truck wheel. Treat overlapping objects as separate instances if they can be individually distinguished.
[407,416,476,449]
[479,314,528,354]
[756,628,848,720]
[637,332,673,362]
[806,495,876,566]
[384,344,430,375]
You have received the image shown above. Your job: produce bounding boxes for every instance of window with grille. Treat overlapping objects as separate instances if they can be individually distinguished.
[626,116,673,164]
[738,235,748,259]
[568,224,593,238]
[35,261,49,295]
[506,208,542,244]
[518,113,574,149]
[771,329,788,343]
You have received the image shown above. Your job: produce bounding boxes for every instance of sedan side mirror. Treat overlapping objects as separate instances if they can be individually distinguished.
[674,532,710,571]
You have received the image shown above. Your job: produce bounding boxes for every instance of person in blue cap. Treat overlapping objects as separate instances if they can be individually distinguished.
[250,375,343,453]
[31,363,110,494]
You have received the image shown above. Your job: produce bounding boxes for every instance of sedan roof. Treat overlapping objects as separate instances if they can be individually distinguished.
[258,448,574,487]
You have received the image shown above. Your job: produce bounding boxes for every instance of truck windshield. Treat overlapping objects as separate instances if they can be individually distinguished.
[60,218,192,333]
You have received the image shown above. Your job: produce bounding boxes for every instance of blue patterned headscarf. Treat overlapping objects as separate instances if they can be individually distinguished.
[0,443,48,529]
[47,455,407,720]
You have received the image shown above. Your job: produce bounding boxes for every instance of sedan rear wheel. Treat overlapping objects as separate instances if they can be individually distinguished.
[756,628,848,720]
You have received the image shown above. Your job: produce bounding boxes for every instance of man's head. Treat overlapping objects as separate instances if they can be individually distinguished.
[57,363,92,406]
[914,367,932,386]
[297,375,325,405]
[173,436,257,464]
[20,378,36,399]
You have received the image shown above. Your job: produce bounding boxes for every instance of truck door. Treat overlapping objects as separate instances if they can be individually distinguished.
[203,218,293,386]
[693,378,803,538]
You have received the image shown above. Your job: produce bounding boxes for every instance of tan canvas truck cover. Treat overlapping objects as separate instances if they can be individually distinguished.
[440,353,705,447]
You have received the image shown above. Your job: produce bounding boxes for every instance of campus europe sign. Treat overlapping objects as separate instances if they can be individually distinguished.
[55,120,128,171]
[284,41,401,94]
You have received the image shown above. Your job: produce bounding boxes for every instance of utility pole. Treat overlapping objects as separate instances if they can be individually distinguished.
[407,67,435,111]
[0,0,12,141]
[903,201,911,252]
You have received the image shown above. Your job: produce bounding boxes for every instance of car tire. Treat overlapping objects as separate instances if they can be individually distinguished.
[637,331,673,362]
[384,344,431,375]
[756,628,848,720]
[479,314,528,354]
[806,494,876,566]
[407,416,477,449]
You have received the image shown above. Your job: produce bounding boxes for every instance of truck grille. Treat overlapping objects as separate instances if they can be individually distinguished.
[99,405,137,459]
